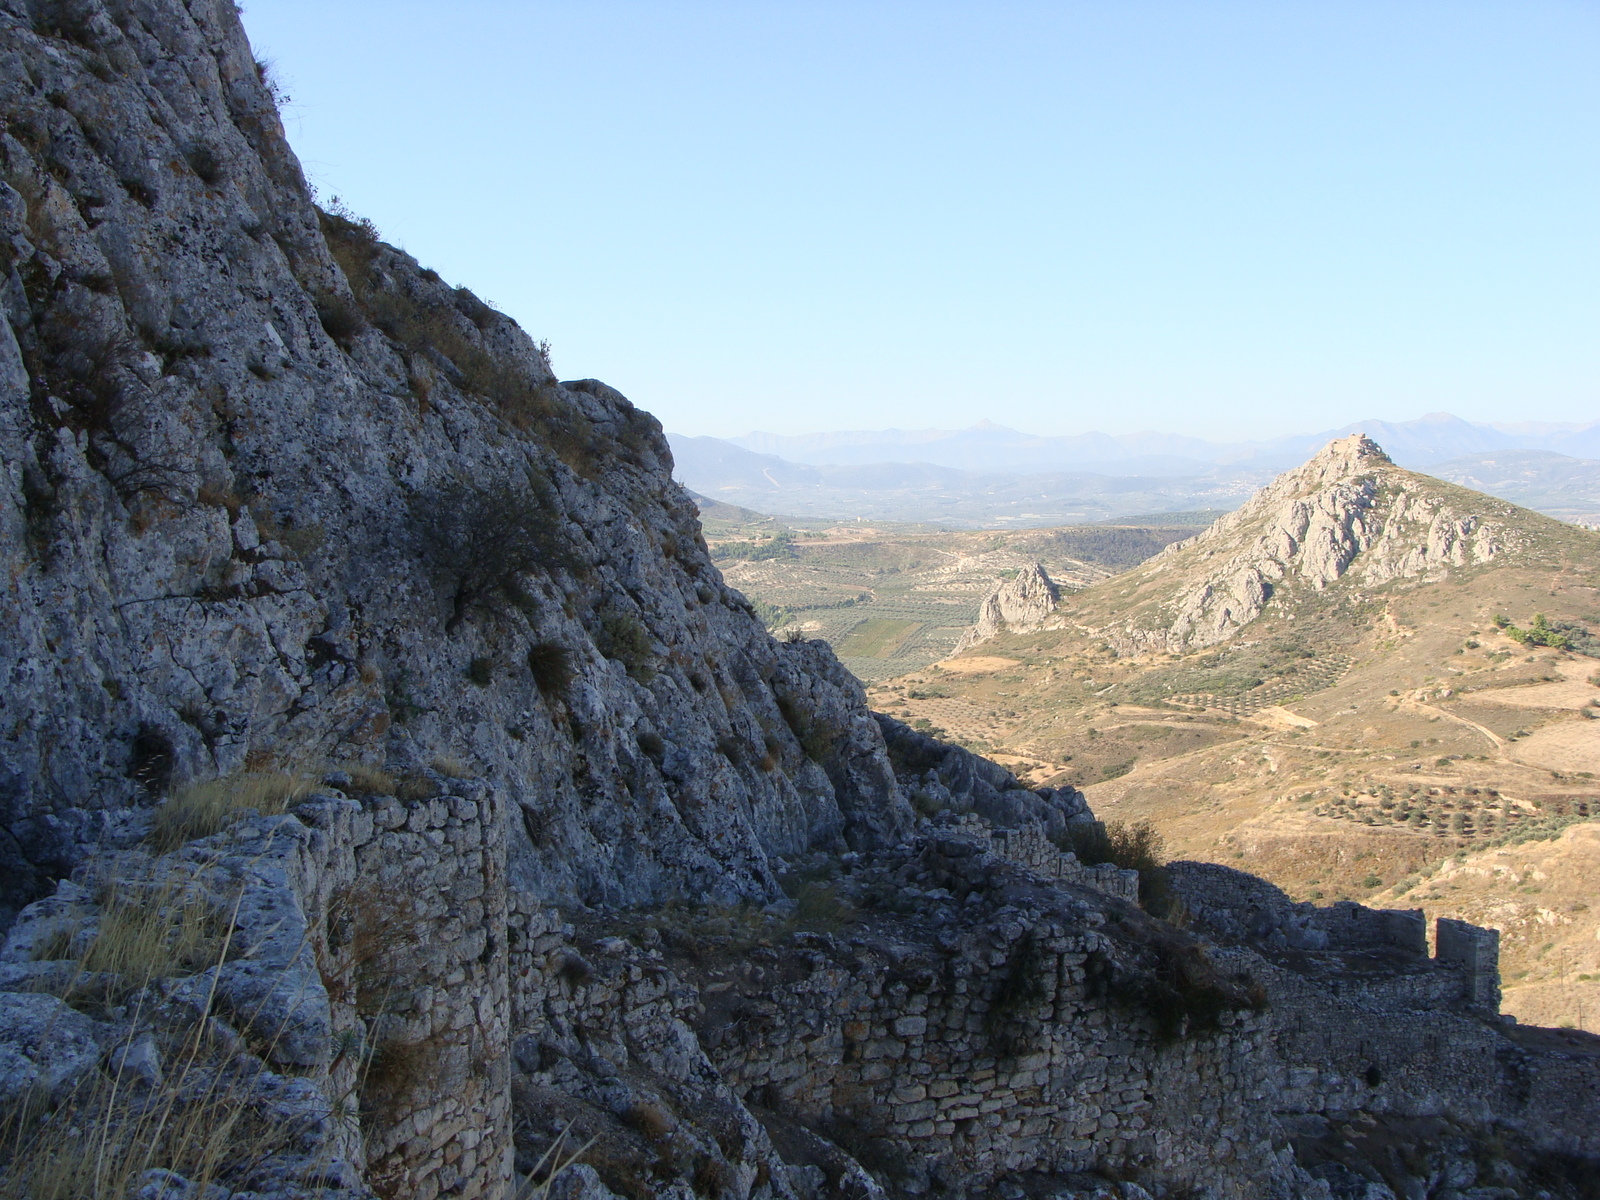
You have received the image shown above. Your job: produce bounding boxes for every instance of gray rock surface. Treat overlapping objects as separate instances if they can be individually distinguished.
[0,0,941,924]
[1104,434,1513,653]
[954,562,1060,653]
[0,990,104,1104]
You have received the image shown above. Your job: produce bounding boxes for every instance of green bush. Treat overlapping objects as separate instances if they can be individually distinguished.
[594,606,655,682]
[1060,818,1173,916]
[527,642,575,696]
[409,472,576,630]
[313,291,363,347]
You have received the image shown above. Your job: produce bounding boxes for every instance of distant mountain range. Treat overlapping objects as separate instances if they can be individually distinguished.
[668,413,1600,527]
[726,412,1600,474]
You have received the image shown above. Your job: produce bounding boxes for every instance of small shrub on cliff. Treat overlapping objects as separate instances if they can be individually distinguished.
[776,696,836,764]
[693,1156,735,1199]
[314,291,363,347]
[1096,938,1265,1043]
[410,471,575,630]
[622,1101,673,1143]
[593,605,656,682]
[149,771,312,852]
[793,882,855,932]
[527,643,575,695]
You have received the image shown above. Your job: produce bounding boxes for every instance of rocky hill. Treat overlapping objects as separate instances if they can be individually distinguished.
[884,435,1600,1029]
[1062,434,1521,656]
[1,5,1598,1200]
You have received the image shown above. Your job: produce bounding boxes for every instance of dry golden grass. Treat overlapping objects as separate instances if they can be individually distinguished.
[342,764,397,796]
[30,868,233,1008]
[74,882,223,992]
[1,880,298,1199]
[431,754,474,779]
[0,1058,290,1200]
[149,771,312,853]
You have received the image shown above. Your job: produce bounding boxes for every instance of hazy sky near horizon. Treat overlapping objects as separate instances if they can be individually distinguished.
[243,1,1597,441]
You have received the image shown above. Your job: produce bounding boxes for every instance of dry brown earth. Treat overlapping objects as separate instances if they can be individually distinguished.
[869,459,1600,1026]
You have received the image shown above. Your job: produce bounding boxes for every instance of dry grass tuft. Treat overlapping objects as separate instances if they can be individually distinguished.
[621,1101,673,1144]
[82,882,223,991]
[431,754,475,779]
[515,1125,599,1200]
[342,764,398,796]
[2,879,294,1198]
[149,771,312,852]
[0,1058,292,1199]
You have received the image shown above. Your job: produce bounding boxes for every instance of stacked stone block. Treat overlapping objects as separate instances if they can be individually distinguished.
[255,783,513,1200]
[1434,918,1502,1013]
[952,817,1141,904]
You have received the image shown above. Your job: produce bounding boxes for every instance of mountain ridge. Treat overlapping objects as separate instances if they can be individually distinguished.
[722,411,1600,472]
[671,426,1600,529]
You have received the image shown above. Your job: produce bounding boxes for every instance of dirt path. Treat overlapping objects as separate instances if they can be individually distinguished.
[1410,701,1506,750]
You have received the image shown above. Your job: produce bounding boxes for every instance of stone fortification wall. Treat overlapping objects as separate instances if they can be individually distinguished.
[979,819,1140,904]
[0,773,513,1200]
[1435,917,1502,1011]
[1259,949,1598,1155]
[1170,860,1498,1010]
[500,842,1293,1200]
[1315,901,1428,958]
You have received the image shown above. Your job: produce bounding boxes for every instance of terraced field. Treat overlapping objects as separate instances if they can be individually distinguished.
[1169,654,1355,715]
[693,498,1194,682]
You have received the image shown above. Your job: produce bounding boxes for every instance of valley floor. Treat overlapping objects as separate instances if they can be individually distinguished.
[866,565,1600,1029]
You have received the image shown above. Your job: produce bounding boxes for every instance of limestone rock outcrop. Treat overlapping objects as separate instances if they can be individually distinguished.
[1072,434,1516,654]
[953,562,1059,653]
[0,0,927,922]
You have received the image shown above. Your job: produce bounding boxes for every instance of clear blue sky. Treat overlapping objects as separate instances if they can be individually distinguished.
[241,1,1598,441]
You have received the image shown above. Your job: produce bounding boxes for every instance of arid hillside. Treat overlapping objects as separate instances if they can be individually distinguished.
[875,436,1600,1025]
[695,499,1194,680]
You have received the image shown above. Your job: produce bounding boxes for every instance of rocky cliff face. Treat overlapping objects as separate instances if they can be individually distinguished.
[0,0,946,922]
[1055,434,1519,655]
[1,7,1598,1200]
[952,564,1058,654]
